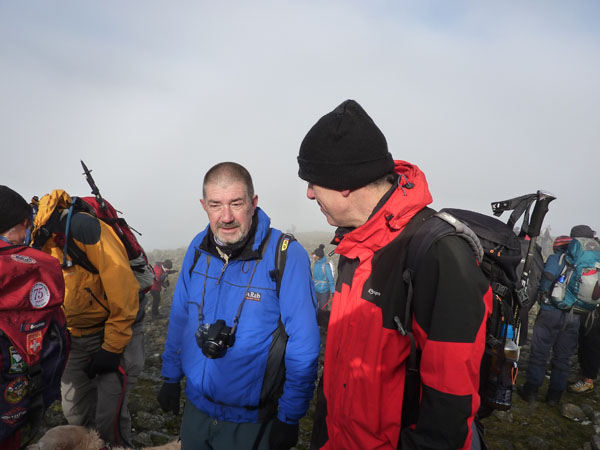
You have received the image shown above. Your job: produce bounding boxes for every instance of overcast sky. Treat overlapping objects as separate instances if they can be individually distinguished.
[2,1,598,251]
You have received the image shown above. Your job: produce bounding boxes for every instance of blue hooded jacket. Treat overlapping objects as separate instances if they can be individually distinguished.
[313,256,335,295]
[161,208,320,424]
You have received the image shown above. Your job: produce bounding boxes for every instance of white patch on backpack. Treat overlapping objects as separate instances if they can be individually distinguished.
[11,254,36,264]
[245,290,262,302]
[30,282,50,308]
[8,347,26,374]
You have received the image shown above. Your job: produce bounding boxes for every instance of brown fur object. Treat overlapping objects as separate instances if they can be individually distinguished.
[27,424,181,450]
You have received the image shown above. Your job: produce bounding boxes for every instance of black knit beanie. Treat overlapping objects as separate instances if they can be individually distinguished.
[312,244,325,259]
[0,185,31,234]
[298,99,395,190]
[570,225,595,238]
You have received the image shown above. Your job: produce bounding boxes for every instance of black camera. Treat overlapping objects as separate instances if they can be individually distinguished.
[195,319,236,359]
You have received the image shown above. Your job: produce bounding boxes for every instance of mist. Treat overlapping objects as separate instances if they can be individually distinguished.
[2,1,599,250]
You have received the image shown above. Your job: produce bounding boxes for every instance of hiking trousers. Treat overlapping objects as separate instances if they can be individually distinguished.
[526,307,580,392]
[150,290,161,316]
[61,321,145,446]
[316,291,330,311]
[578,312,600,380]
[180,401,273,450]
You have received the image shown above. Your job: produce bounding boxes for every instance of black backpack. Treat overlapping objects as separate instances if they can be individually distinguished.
[400,192,554,422]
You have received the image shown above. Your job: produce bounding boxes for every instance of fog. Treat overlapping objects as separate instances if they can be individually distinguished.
[2,1,599,250]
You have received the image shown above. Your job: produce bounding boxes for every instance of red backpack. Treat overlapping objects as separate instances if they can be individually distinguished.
[0,241,69,444]
[63,196,156,294]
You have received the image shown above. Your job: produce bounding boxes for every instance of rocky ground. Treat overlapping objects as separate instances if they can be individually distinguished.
[32,237,600,450]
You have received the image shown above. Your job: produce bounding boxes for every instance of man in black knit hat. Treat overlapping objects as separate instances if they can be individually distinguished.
[298,100,490,450]
[0,186,67,449]
[0,185,33,245]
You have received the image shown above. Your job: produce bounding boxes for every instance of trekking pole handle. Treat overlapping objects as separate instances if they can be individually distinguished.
[527,190,556,238]
[80,160,107,211]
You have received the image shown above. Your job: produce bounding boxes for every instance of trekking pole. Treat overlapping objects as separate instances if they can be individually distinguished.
[80,160,107,212]
[513,190,556,342]
[321,295,333,311]
[114,365,132,448]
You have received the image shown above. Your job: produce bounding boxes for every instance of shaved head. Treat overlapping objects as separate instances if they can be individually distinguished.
[203,162,254,200]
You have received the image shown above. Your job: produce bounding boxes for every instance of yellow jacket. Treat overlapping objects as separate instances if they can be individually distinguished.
[32,190,139,353]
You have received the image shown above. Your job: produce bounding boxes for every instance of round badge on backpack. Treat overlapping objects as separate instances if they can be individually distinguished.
[30,282,50,308]
[11,254,36,264]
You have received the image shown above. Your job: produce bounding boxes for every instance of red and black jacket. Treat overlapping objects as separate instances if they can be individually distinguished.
[313,161,492,450]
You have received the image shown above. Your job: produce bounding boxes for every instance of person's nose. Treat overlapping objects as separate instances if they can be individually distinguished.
[221,205,234,222]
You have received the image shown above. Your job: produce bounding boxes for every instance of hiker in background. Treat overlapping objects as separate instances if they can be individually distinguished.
[518,234,577,406]
[158,162,320,450]
[569,225,600,394]
[311,244,335,311]
[519,225,600,406]
[0,186,68,449]
[149,259,178,318]
[297,100,491,450]
[30,190,143,447]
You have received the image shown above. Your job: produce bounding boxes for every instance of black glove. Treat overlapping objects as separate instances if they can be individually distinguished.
[269,418,299,450]
[86,348,121,378]
[157,381,181,414]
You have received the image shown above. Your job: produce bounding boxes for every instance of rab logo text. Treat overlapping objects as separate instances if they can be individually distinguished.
[245,291,262,302]
[368,288,381,297]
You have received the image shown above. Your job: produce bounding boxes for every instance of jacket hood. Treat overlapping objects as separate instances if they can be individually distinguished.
[336,160,432,259]
[32,189,72,239]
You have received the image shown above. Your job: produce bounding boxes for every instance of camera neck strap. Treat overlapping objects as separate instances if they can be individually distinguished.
[195,251,263,338]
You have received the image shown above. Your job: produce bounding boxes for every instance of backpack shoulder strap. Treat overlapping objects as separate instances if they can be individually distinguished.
[62,205,99,274]
[401,210,483,336]
[399,209,484,432]
[270,232,296,298]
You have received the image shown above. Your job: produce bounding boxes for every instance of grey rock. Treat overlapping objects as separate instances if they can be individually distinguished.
[562,403,588,421]
[582,403,596,419]
[149,431,178,445]
[135,410,166,431]
[493,439,515,450]
[133,431,154,448]
[492,410,514,423]
[526,436,548,448]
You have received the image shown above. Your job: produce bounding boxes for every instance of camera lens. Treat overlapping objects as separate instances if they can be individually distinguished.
[202,340,225,359]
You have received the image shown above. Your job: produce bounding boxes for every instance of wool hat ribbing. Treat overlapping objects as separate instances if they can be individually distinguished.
[0,185,31,234]
[298,100,394,190]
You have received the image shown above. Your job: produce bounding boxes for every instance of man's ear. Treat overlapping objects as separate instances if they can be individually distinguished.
[251,194,258,209]
[200,198,207,211]
[340,189,351,198]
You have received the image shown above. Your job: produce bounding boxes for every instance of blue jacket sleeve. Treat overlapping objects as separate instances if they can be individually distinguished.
[277,240,321,424]
[161,237,198,381]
